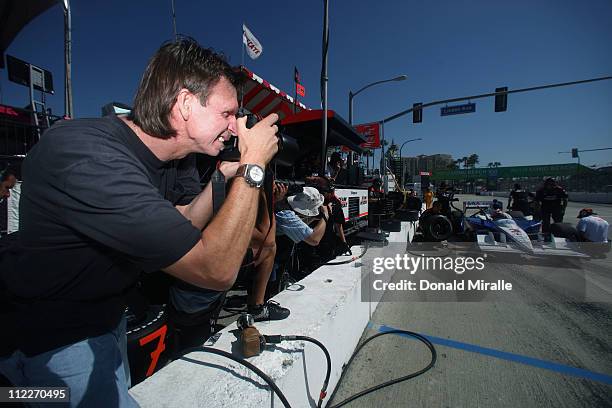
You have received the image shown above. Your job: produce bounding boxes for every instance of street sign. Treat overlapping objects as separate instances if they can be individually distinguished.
[354,122,381,149]
[441,103,475,116]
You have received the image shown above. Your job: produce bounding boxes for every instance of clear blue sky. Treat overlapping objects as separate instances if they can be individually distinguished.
[2,0,611,168]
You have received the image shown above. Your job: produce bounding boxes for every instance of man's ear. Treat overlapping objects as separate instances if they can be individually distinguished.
[176,89,193,121]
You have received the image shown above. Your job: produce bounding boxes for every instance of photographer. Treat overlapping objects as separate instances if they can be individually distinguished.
[306,176,351,258]
[0,38,278,406]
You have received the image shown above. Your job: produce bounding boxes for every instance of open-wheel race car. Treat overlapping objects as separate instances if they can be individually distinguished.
[418,195,591,258]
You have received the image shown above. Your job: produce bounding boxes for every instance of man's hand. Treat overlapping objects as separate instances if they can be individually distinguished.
[219,161,241,179]
[320,204,330,219]
[236,113,279,167]
[273,182,288,202]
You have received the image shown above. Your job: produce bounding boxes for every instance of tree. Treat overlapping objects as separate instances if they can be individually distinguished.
[360,148,374,170]
[386,140,398,159]
[460,156,468,169]
[467,154,479,168]
[447,162,459,170]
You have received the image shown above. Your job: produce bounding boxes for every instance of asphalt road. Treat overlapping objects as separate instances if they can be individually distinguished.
[329,195,612,408]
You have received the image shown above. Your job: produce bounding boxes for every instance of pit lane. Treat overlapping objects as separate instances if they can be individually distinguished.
[329,194,612,407]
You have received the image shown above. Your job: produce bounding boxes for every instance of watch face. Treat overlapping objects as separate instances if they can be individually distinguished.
[249,166,264,182]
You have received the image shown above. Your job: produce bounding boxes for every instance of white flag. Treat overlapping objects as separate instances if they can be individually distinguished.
[242,24,263,60]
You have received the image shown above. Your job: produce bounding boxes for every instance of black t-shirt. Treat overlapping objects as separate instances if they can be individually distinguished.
[0,116,201,356]
[535,186,568,212]
[318,200,345,258]
[405,196,422,211]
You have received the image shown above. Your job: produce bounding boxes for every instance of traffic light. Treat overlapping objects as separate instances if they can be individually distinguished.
[494,87,508,112]
[413,103,422,123]
[571,148,578,158]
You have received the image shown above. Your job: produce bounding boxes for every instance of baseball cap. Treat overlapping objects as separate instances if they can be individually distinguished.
[577,208,596,218]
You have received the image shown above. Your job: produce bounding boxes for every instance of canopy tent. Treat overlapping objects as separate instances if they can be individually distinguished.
[0,0,59,69]
[238,66,365,153]
[281,109,366,154]
[239,66,309,121]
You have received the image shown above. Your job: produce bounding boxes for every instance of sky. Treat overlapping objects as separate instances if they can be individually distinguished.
[1,0,611,169]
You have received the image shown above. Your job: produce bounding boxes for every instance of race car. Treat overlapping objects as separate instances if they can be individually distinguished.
[462,200,588,257]
[418,196,589,257]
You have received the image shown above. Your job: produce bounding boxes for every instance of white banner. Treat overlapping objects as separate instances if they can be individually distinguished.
[242,24,263,60]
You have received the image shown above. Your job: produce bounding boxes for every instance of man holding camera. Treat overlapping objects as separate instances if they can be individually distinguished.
[0,38,279,406]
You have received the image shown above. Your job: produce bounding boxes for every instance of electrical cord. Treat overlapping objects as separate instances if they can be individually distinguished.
[180,327,435,408]
[265,335,332,408]
[180,346,293,408]
[327,329,437,408]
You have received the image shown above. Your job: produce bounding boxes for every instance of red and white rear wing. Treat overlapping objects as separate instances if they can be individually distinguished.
[239,66,309,121]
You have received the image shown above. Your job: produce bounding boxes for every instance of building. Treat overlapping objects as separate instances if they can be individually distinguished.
[390,154,453,185]
[430,163,600,192]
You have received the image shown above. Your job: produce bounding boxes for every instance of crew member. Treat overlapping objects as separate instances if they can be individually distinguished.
[274,186,331,279]
[307,176,351,258]
[576,208,609,243]
[369,178,384,198]
[0,38,279,406]
[326,152,344,181]
[404,189,423,212]
[507,183,531,214]
[0,169,17,203]
[535,178,568,233]
[423,187,433,209]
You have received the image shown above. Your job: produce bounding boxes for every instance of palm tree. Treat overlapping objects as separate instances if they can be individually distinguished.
[467,154,479,168]
[460,156,468,169]
[487,162,494,168]
[386,140,398,159]
[493,161,501,168]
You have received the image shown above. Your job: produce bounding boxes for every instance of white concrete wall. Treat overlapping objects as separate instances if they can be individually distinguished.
[130,223,414,408]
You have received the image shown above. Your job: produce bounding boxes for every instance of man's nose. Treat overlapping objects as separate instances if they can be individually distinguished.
[228,116,238,135]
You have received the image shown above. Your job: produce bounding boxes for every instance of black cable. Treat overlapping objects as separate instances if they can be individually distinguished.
[180,346,292,408]
[327,329,437,408]
[285,336,332,408]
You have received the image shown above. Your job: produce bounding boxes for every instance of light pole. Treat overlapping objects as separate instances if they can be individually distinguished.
[348,75,408,125]
[398,138,422,188]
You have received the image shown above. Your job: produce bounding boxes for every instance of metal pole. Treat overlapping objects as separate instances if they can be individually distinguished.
[171,0,178,40]
[319,0,329,177]
[63,0,73,118]
[381,75,612,125]
[379,121,385,175]
[348,91,353,125]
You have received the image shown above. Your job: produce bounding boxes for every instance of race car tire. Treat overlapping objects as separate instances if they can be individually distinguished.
[422,215,453,241]
[549,222,579,241]
[127,305,172,387]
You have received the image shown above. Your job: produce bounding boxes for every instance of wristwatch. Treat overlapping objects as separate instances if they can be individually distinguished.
[235,164,265,188]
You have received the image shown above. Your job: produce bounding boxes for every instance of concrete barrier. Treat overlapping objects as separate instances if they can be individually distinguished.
[130,223,415,407]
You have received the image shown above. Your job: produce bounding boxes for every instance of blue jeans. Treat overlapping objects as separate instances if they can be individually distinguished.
[0,316,138,407]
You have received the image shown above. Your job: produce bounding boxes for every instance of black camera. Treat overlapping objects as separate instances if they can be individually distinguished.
[218,108,300,167]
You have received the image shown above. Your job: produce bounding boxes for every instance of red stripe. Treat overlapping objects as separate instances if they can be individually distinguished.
[243,85,263,106]
[252,92,278,115]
